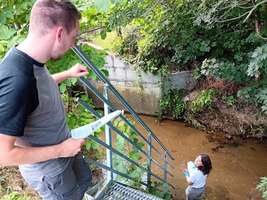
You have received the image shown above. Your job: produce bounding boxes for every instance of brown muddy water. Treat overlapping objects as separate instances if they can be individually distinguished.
[136,115,267,200]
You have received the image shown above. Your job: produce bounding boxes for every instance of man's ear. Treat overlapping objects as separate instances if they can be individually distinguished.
[55,26,64,42]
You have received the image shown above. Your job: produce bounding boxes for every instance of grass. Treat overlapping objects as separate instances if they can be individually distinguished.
[0,167,40,200]
[0,192,28,200]
[91,31,121,52]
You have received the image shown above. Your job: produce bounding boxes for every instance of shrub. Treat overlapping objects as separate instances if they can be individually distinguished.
[190,89,217,113]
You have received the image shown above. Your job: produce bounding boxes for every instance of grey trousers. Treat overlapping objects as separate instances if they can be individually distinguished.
[20,154,92,200]
[185,186,205,200]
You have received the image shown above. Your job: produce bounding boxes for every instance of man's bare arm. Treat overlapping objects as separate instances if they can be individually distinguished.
[52,70,71,84]
[52,63,88,84]
[0,134,84,166]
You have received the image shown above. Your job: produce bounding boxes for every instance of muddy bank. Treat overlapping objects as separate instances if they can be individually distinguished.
[180,80,267,139]
[185,102,267,139]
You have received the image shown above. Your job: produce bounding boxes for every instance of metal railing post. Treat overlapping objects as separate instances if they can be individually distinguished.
[163,152,169,194]
[147,133,152,191]
[104,84,113,181]
[72,46,174,161]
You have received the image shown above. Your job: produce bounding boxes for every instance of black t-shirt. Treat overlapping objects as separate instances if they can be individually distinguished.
[0,48,43,136]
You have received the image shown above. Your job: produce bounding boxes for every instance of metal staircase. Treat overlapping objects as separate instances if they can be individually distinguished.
[101,182,163,200]
[72,45,175,200]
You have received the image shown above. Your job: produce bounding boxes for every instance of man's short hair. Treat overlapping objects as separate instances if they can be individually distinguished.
[30,0,81,34]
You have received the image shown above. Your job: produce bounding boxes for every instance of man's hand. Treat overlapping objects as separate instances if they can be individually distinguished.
[52,63,88,84]
[179,162,187,172]
[67,64,88,78]
[57,138,85,158]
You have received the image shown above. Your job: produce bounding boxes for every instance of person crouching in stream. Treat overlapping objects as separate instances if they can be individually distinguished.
[181,154,212,200]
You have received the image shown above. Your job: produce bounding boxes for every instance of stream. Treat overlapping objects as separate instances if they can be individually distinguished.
[137,115,267,200]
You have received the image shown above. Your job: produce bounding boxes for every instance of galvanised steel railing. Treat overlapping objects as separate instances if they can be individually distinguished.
[72,45,175,198]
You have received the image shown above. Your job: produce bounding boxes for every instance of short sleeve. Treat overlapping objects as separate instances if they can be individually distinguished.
[0,75,35,136]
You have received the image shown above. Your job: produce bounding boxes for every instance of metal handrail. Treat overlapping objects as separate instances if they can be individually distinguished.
[71,45,175,194]
[86,134,175,189]
[86,158,148,187]
[79,99,174,178]
[72,46,174,160]
[79,77,162,156]
[85,160,175,193]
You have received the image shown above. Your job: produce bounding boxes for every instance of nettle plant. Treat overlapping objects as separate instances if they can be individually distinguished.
[113,119,145,187]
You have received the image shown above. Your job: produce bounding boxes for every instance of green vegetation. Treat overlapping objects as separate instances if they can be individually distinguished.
[82,0,267,116]
[47,44,108,93]
[112,119,145,188]
[159,89,185,120]
[190,89,217,114]
[222,95,237,107]
[0,193,28,200]
[1,0,267,199]
[0,1,34,57]
[149,181,172,200]
[92,31,120,51]
[257,177,267,200]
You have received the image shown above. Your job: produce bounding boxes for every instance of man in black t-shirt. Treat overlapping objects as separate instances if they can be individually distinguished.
[0,1,92,199]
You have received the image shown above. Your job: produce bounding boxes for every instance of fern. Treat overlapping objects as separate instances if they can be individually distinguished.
[247,44,267,79]
[256,88,267,114]
[257,177,267,200]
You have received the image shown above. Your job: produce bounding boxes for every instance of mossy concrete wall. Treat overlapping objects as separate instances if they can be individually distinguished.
[89,54,195,115]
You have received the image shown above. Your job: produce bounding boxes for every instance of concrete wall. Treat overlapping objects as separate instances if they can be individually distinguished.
[89,54,195,115]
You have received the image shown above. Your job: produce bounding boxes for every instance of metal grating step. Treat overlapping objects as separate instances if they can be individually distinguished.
[102,182,163,200]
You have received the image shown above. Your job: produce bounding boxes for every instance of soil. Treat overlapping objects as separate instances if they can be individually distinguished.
[0,165,104,199]
[188,101,267,139]
[0,166,39,199]
[184,76,267,140]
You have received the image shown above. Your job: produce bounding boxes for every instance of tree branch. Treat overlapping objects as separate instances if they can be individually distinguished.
[243,0,267,23]
[78,27,105,37]
[216,10,250,23]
